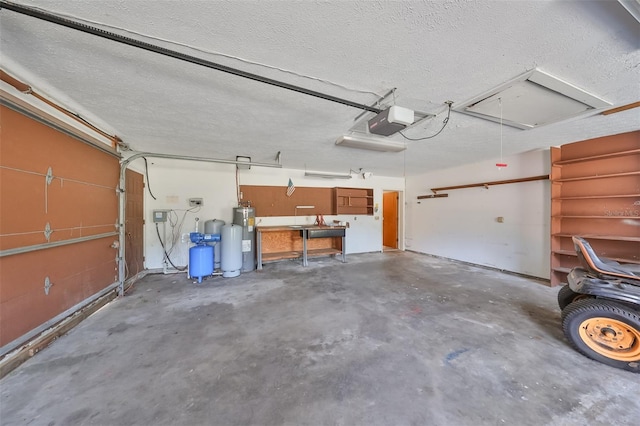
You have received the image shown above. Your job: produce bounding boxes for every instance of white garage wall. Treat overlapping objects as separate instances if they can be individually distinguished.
[136,158,404,269]
[405,149,551,279]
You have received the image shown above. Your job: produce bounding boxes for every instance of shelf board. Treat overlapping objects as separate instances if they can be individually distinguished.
[554,148,640,165]
[552,194,640,200]
[553,249,577,257]
[552,234,640,242]
[552,250,640,265]
[552,215,640,219]
[555,171,640,182]
[262,251,302,261]
[307,248,342,257]
[552,267,572,274]
[336,207,373,215]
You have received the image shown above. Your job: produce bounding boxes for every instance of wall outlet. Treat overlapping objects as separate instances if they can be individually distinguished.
[189,198,203,207]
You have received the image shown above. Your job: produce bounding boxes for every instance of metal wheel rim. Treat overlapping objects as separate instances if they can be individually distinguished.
[578,317,640,361]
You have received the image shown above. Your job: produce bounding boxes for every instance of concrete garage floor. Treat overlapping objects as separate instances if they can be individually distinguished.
[2,252,639,425]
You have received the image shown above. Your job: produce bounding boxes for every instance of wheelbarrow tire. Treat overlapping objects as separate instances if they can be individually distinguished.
[562,299,640,373]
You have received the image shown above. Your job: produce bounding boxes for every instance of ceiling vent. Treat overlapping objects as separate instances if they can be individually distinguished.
[454,69,611,129]
[335,134,406,152]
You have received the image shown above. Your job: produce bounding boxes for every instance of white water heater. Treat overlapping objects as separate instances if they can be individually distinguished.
[233,207,256,272]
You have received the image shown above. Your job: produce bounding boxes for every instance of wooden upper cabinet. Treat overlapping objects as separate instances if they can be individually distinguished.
[239,185,375,216]
[550,131,640,287]
[334,187,373,215]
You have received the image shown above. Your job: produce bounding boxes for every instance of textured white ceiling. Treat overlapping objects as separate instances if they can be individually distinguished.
[1,0,639,176]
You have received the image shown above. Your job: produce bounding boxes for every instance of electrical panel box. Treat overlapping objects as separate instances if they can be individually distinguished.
[153,210,168,223]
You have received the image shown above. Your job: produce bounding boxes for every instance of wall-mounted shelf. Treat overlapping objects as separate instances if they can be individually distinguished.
[552,234,640,242]
[553,148,640,165]
[334,187,373,215]
[418,175,549,199]
[554,171,640,183]
[430,175,549,193]
[552,215,640,219]
[554,194,640,200]
[551,248,640,265]
[550,131,640,286]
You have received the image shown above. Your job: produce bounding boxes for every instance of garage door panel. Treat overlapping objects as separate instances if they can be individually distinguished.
[0,238,117,344]
[0,175,117,250]
[1,108,119,187]
[0,168,47,234]
[0,237,117,303]
[0,295,39,347]
[47,180,117,229]
[1,105,120,347]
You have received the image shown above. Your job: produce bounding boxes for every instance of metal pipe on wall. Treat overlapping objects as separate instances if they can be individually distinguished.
[117,152,282,296]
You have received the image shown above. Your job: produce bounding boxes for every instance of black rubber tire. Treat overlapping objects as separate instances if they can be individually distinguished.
[561,299,640,373]
[557,284,592,310]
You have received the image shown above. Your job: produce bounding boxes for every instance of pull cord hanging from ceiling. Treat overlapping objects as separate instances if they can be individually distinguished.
[0,1,383,115]
[496,98,507,169]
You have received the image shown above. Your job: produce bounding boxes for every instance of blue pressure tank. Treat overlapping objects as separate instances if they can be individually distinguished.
[189,244,214,283]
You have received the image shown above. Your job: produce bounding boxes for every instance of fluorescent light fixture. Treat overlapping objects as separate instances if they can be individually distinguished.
[455,69,611,129]
[305,171,353,179]
[335,134,406,152]
[619,0,640,23]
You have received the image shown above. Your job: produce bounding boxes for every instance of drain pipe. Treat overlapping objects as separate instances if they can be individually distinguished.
[117,152,282,296]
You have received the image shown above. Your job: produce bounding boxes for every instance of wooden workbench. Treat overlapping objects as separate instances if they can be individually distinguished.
[256,225,346,269]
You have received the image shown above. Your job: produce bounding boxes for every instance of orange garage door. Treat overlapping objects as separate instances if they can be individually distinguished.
[0,105,120,348]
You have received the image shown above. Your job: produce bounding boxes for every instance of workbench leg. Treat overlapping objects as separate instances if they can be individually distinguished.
[303,230,308,267]
[341,235,346,263]
[257,229,263,270]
